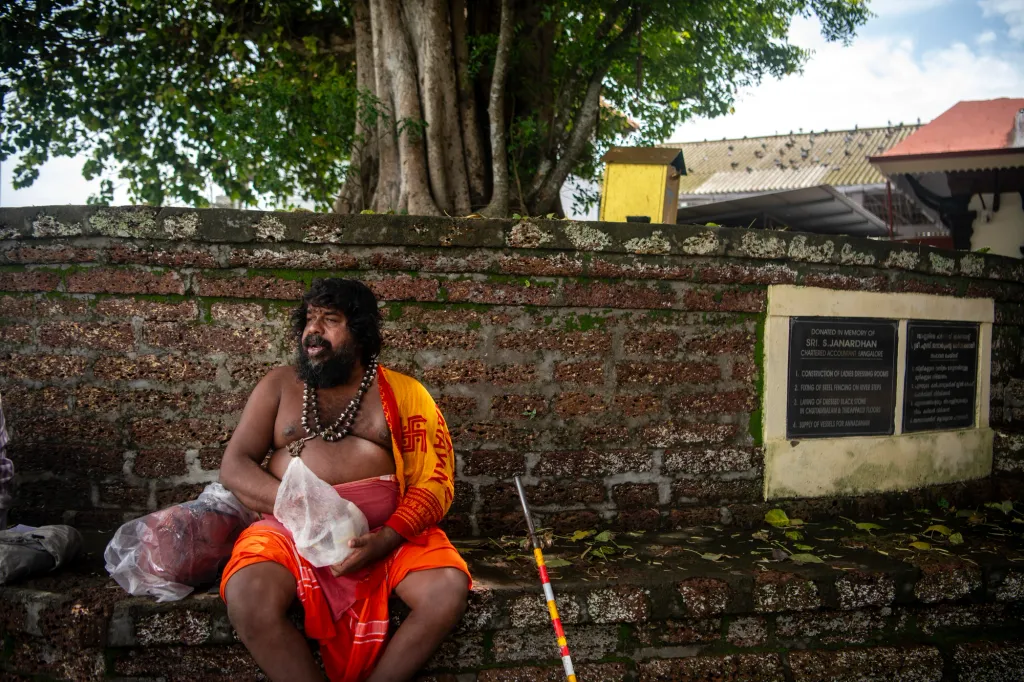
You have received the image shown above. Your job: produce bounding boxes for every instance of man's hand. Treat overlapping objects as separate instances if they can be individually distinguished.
[329,526,403,577]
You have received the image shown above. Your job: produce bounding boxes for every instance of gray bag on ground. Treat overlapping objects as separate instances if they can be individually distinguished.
[0,525,83,584]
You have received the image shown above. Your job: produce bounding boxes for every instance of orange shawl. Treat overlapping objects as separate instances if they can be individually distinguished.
[377,366,455,542]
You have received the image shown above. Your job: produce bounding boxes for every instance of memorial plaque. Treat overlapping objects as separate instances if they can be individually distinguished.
[787,317,898,439]
[903,321,979,433]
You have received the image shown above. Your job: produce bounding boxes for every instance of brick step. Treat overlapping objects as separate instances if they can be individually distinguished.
[4,518,1024,680]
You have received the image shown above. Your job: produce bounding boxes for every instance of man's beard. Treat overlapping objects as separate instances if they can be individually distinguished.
[296,335,360,388]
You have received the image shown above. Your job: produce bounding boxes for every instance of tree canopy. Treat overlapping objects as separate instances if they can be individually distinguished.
[1,0,870,215]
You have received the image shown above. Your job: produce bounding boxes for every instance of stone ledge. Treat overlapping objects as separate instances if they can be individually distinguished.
[3,518,1024,680]
[1,206,1020,281]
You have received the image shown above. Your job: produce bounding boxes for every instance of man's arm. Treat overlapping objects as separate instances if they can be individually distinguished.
[218,368,285,514]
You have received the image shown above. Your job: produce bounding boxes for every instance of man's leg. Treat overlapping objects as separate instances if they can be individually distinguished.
[366,567,469,682]
[224,561,324,682]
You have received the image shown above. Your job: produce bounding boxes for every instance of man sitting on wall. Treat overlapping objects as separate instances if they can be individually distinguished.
[219,278,469,682]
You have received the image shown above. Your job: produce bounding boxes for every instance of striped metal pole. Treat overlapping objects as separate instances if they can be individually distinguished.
[514,475,577,682]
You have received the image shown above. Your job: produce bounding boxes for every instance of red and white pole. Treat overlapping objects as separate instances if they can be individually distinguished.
[514,475,577,682]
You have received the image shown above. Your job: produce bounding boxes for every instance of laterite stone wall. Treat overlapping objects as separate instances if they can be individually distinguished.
[1,205,1024,536]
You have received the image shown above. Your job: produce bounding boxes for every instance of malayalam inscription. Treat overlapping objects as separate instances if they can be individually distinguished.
[787,317,898,439]
[903,321,979,432]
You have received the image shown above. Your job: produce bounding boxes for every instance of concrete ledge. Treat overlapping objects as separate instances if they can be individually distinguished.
[764,428,994,499]
[4,517,1024,680]
[1,205,1022,281]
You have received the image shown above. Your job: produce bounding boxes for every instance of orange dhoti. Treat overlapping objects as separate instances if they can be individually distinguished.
[221,522,469,682]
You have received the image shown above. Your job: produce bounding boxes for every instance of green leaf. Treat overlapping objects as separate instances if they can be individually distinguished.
[924,525,952,536]
[789,518,805,526]
[593,530,613,543]
[909,541,931,550]
[700,553,723,562]
[544,557,572,568]
[790,553,823,564]
[937,497,950,510]
[985,501,1013,515]
[855,522,883,532]
[765,509,790,527]
[949,532,964,545]
[794,544,814,551]
[785,530,803,541]
[570,530,595,542]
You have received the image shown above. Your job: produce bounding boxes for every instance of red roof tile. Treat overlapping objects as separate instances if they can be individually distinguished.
[875,98,1024,159]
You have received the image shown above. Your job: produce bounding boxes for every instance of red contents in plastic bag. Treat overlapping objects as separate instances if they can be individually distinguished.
[136,503,248,587]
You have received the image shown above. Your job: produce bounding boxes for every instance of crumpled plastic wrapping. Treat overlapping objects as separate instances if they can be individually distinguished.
[274,456,368,568]
[104,482,258,602]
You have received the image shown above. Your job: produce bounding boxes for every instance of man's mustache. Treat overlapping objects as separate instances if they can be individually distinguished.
[303,335,332,350]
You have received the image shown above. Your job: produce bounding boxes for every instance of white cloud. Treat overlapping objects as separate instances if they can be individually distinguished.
[0,155,137,208]
[977,29,998,43]
[669,16,1024,144]
[980,0,1024,41]
[869,0,954,16]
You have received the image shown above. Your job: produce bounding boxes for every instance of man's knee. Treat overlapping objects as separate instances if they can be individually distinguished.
[418,568,469,623]
[224,563,295,640]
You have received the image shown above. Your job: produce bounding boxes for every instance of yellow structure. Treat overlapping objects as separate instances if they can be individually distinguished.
[598,147,686,224]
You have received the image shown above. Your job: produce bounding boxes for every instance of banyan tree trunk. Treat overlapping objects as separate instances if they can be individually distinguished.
[334,0,511,216]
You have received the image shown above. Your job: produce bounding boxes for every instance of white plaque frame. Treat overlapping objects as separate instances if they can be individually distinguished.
[762,285,994,500]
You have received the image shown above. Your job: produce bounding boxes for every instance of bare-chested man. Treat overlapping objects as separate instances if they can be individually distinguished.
[219,278,469,682]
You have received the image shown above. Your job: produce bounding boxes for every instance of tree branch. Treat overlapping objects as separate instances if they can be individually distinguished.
[481,0,513,217]
[450,0,487,207]
[543,0,630,157]
[531,13,638,214]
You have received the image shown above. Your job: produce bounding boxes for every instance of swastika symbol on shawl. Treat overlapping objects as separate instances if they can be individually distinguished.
[401,415,428,454]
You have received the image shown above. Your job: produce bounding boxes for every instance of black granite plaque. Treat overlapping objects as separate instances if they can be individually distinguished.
[903,321,979,433]
[787,317,898,439]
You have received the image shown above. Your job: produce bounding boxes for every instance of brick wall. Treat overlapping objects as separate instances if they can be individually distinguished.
[1,206,1023,535]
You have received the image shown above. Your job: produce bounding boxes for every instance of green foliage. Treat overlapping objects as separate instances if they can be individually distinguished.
[1,0,869,210]
[2,0,357,209]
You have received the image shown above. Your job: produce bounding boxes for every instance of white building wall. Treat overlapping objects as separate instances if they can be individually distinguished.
[970,193,1024,259]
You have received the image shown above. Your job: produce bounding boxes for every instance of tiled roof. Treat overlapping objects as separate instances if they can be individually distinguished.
[876,98,1024,158]
[660,125,919,194]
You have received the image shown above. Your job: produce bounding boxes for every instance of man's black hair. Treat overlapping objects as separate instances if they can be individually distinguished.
[291,278,382,365]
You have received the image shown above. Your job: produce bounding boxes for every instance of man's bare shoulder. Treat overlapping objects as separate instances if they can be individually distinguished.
[254,365,299,396]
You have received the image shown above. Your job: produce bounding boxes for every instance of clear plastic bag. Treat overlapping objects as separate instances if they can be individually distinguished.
[274,457,368,568]
[104,482,258,602]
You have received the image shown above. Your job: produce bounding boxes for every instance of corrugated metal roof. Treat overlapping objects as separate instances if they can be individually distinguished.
[661,125,919,194]
[675,185,889,237]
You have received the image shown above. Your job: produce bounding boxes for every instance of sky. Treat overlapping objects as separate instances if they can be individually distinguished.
[2,0,1024,213]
